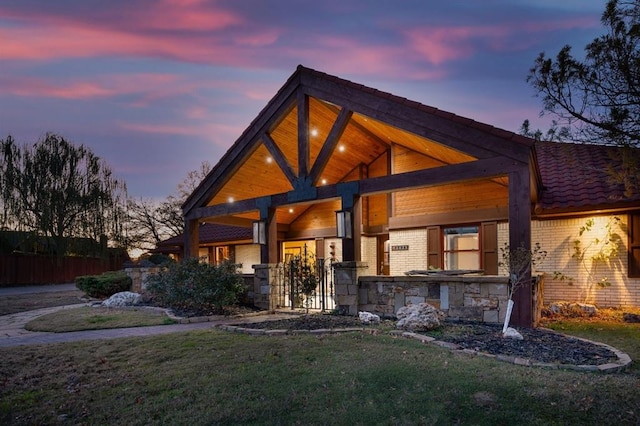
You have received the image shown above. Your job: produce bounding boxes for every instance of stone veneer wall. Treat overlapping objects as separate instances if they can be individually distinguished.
[124,266,162,293]
[358,275,510,323]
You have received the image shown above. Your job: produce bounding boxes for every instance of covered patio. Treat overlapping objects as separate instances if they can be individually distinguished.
[182,66,536,326]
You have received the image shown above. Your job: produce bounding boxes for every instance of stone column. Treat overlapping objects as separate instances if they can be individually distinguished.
[332,261,368,315]
[252,263,281,311]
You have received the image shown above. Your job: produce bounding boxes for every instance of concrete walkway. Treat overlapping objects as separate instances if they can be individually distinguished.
[0,284,294,348]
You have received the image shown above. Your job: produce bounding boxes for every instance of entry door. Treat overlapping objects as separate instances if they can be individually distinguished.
[377,235,390,275]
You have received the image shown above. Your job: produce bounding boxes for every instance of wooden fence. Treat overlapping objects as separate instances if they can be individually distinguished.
[0,253,127,286]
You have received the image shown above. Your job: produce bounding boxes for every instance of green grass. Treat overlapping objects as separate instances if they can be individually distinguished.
[1,329,638,425]
[24,306,176,332]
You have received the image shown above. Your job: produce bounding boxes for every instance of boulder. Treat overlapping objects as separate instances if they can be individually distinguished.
[503,327,524,340]
[396,302,445,331]
[358,311,381,324]
[623,312,640,323]
[548,301,597,317]
[101,291,142,307]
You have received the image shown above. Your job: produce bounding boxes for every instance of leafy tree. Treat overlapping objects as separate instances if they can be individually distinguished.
[528,0,640,146]
[126,161,211,251]
[526,0,640,195]
[0,133,128,258]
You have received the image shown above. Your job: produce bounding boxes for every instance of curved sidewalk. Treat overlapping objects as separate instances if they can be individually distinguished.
[0,304,294,348]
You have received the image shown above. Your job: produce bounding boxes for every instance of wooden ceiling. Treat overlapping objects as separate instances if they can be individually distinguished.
[205,95,478,226]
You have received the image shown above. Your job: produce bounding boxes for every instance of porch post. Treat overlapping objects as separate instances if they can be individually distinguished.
[508,165,532,327]
[257,197,277,264]
[337,182,360,262]
[184,218,199,259]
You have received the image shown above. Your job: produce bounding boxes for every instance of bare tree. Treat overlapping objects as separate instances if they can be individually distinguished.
[126,161,211,251]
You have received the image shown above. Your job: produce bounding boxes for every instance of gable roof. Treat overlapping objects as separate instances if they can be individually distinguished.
[535,141,640,215]
[183,65,534,221]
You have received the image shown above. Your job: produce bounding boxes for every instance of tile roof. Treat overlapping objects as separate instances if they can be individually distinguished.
[535,141,640,213]
[157,223,252,248]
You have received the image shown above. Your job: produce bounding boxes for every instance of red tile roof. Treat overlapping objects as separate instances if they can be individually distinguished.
[535,141,640,213]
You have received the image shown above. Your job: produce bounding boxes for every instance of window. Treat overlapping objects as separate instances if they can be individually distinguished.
[427,222,497,274]
[630,212,640,277]
[443,226,480,270]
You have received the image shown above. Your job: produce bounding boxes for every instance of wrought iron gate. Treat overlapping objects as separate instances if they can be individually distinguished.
[273,246,336,311]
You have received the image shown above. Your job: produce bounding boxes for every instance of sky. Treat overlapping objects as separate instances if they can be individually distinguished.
[0,0,607,200]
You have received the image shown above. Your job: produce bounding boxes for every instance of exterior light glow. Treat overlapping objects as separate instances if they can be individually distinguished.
[252,221,266,245]
[336,210,352,239]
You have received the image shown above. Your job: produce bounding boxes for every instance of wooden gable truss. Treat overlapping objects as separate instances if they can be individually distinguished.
[182,65,536,325]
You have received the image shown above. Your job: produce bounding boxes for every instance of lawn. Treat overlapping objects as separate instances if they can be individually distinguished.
[25,306,175,332]
[2,291,639,424]
[1,326,639,425]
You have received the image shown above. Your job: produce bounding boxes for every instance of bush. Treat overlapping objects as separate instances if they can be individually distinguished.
[75,271,132,298]
[146,253,174,266]
[145,258,246,315]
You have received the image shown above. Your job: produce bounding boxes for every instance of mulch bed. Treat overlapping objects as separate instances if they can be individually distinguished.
[241,314,620,366]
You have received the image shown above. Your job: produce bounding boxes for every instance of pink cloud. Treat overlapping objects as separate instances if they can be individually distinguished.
[0,73,182,100]
[404,15,599,64]
[0,2,275,66]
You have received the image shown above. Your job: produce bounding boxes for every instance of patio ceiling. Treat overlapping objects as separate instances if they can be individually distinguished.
[204,95,478,226]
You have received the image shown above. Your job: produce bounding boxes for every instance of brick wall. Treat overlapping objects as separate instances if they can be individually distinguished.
[389,228,427,275]
[499,215,640,307]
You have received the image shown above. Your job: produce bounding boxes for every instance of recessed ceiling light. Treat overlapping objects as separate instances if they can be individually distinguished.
[310,129,318,137]
[228,196,234,203]
[321,178,327,185]
[266,156,273,163]
[289,208,294,213]
[338,145,345,152]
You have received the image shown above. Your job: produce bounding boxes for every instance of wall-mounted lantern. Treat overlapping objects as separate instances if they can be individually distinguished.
[252,220,266,245]
[335,210,352,239]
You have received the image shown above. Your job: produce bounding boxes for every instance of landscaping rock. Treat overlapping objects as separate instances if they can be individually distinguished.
[623,312,640,323]
[396,302,445,331]
[503,327,524,340]
[358,311,380,324]
[101,291,142,307]
[548,301,597,317]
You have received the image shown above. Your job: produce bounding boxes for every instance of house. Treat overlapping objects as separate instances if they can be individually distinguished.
[153,223,254,273]
[180,65,640,327]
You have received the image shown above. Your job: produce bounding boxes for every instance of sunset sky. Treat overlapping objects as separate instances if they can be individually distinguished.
[1,0,606,200]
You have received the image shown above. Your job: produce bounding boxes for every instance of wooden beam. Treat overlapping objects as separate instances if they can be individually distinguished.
[298,92,310,177]
[261,132,297,185]
[508,165,533,327]
[309,108,353,184]
[184,219,199,259]
[183,89,298,215]
[300,75,532,163]
[186,157,521,221]
[360,156,521,195]
[388,207,509,229]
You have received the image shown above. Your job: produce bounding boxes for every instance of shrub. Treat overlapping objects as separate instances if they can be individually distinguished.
[146,253,174,266]
[75,271,132,298]
[145,257,246,315]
